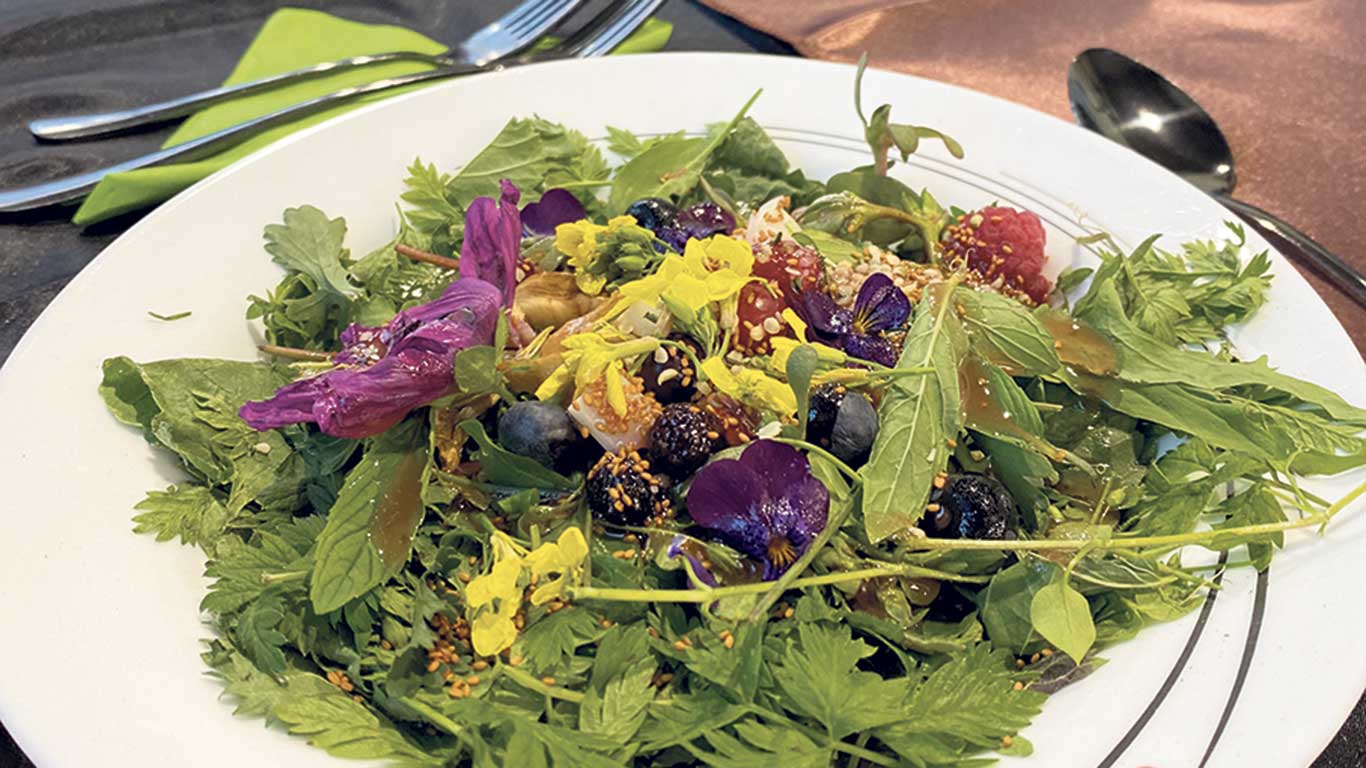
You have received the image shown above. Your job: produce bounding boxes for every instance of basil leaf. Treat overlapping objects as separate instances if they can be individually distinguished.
[310,420,425,614]
[1029,566,1096,664]
[862,285,966,542]
[956,289,1061,375]
[978,558,1054,654]
[460,419,576,491]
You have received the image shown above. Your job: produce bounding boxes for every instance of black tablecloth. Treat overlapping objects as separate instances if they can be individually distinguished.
[0,2,1361,766]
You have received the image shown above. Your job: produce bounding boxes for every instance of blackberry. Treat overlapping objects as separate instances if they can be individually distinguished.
[806,383,879,466]
[639,337,699,404]
[648,403,724,476]
[920,473,1017,540]
[586,448,673,527]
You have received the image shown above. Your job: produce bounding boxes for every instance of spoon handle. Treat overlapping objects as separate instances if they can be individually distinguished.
[1215,194,1366,308]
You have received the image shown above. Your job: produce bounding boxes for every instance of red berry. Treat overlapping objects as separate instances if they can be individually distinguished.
[752,239,824,299]
[942,206,1051,302]
[734,281,790,355]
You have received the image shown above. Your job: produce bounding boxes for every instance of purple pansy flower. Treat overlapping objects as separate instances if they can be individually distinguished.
[665,536,720,588]
[788,273,910,367]
[685,440,830,580]
[239,181,524,439]
[520,188,586,237]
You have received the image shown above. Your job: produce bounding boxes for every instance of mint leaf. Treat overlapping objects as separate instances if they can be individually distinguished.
[955,289,1061,375]
[263,205,355,302]
[862,285,966,542]
[771,623,911,739]
[235,591,288,676]
[1029,565,1096,663]
[310,420,425,614]
[132,484,227,550]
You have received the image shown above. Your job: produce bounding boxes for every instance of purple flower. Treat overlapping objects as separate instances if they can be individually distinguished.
[460,179,522,306]
[240,279,502,438]
[520,188,586,236]
[788,273,910,367]
[665,536,720,587]
[685,440,829,579]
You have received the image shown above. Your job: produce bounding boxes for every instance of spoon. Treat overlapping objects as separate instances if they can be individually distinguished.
[1067,47,1366,307]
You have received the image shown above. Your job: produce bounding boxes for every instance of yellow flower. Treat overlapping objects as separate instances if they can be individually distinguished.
[555,220,600,272]
[701,357,798,416]
[534,331,659,415]
[524,527,589,605]
[617,235,755,313]
[470,608,518,657]
[465,535,528,656]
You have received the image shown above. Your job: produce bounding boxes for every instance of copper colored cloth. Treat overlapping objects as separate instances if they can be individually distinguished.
[701,0,1366,352]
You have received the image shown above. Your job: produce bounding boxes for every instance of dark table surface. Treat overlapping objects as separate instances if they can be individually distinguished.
[0,1,1362,766]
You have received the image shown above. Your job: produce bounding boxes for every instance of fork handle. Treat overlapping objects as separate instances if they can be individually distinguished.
[28,50,447,141]
[0,64,481,213]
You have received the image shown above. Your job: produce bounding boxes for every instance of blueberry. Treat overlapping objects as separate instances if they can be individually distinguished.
[806,383,879,466]
[920,473,1017,540]
[625,198,678,232]
[497,401,591,474]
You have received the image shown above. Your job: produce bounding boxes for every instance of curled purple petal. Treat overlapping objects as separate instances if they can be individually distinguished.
[520,188,586,236]
[240,278,502,438]
[459,179,521,306]
[852,273,910,334]
[788,287,853,342]
[666,536,719,587]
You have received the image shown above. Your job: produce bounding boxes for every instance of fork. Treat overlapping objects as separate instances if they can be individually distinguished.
[0,0,665,213]
[28,0,585,141]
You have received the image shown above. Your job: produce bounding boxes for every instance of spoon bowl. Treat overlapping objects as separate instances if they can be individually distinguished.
[1067,47,1366,307]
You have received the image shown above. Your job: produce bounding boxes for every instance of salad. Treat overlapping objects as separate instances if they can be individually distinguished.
[99,61,1366,767]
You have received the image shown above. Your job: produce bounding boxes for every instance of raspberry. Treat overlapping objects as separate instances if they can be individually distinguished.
[648,404,724,476]
[942,206,1051,302]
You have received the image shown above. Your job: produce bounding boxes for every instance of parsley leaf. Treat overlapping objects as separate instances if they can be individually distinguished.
[132,484,227,551]
[263,205,356,302]
[579,658,655,744]
[771,623,912,739]
[235,590,289,676]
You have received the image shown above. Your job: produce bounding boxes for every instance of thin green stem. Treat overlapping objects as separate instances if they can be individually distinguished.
[569,564,987,605]
[770,437,862,482]
[400,696,464,737]
[501,664,584,703]
[259,570,308,586]
[831,740,895,767]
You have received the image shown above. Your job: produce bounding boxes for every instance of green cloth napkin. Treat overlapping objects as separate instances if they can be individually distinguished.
[73,8,672,226]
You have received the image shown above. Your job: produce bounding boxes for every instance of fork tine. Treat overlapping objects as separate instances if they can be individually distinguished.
[459,0,585,65]
[561,0,667,59]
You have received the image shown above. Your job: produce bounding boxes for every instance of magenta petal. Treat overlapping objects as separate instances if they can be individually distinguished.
[238,377,326,432]
[852,273,910,333]
[459,180,522,306]
[520,188,586,236]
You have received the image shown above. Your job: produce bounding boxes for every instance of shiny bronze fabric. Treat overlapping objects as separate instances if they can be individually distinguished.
[702,0,1366,352]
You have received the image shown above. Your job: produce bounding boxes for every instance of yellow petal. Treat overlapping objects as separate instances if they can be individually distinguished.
[781,308,807,340]
[605,365,628,415]
[529,576,566,605]
[556,527,588,565]
[663,273,711,312]
[702,235,754,275]
[701,357,739,398]
[470,613,518,656]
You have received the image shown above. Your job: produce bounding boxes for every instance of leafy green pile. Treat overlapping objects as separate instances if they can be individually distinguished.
[98,80,1366,768]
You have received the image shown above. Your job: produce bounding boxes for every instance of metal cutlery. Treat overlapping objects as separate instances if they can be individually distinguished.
[28,0,585,141]
[0,0,666,214]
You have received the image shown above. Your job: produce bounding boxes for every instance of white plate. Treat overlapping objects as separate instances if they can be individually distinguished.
[1,53,1362,768]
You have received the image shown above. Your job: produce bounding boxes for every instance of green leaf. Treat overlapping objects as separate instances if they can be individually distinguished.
[956,289,1061,375]
[771,623,911,739]
[273,676,443,765]
[877,643,1044,761]
[263,205,355,302]
[517,607,604,672]
[1029,565,1096,663]
[235,591,288,676]
[977,558,1054,654]
[310,419,426,614]
[589,623,652,693]
[1210,485,1286,570]
[678,622,765,703]
[448,117,594,207]
[640,693,748,752]
[132,484,227,550]
[202,530,308,614]
[459,419,576,490]
[605,126,686,161]
[862,284,966,542]
[454,346,501,395]
[791,230,862,263]
[787,345,819,438]
[579,658,656,743]
[609,90,762,212]
[686,718,832,768]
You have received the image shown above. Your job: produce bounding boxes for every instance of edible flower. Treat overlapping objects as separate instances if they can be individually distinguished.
[685,440,829,579]
[556,215,660,295]
[239,182,525,438]
[788,273,910,367]
[535,331,660,415]
[700,357,797,416]
[617,235,755,313]
[465,527,588,656]
[520,188,586,236]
